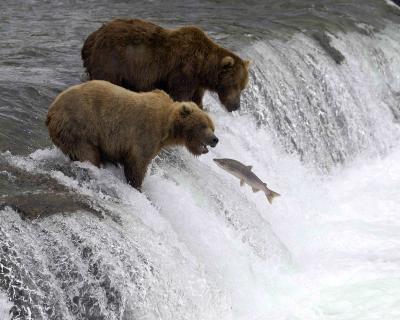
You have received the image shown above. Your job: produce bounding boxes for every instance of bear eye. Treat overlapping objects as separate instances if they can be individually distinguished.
[200,124,207,130]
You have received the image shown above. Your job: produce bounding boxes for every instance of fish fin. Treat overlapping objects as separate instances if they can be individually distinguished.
[266,189,281,204]
[252,187,260,193]
[240,179,245,187]
[246,165,253,170]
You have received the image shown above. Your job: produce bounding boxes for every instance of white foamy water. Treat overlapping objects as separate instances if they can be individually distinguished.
[3,118,400,319]
[5,121,400,319]
[1,24,400,320]
[0,292,11,320]
[241,26,400,168]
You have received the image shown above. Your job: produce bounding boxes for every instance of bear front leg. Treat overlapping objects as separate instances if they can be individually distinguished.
[123,156,149,191]
[192,87,205,109]
[167,74,197,103]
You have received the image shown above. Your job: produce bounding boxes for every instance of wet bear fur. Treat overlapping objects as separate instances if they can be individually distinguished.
[46,80,218,189]
[81,19,249,111]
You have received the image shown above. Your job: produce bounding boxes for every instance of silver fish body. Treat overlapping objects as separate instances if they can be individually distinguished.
[213,158,280,204]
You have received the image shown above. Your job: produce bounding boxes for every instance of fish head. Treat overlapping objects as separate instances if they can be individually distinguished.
[213,158,230,169]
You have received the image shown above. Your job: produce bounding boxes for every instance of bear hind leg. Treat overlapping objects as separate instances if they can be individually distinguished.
[123,156,150,191]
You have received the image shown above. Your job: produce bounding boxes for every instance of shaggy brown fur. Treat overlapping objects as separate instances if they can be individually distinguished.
[46,80,218,190]
[81,19,249,112]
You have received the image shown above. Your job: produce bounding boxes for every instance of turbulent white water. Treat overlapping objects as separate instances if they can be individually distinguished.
[1,23,400,320]
[0,291,11,320]
[241,27,400,168]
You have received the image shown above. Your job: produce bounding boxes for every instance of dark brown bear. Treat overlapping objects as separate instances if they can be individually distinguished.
[46,80,218,190]
[81,19,249,111]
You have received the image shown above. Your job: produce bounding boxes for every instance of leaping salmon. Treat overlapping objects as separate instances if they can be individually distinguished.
[213,158,280,204]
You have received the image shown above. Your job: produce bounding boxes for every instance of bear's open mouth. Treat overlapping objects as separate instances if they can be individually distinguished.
[199,143,208,154]
[200,143,209,154]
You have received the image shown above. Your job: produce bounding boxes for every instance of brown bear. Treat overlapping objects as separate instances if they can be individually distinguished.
[81,19,250,112]
[46,80,218,190]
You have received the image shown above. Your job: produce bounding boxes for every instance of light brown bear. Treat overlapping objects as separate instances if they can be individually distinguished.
[46,80,218,190]
[81,19,250,112]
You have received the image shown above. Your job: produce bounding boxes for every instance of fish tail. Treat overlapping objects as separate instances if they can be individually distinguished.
[266,189,280,204]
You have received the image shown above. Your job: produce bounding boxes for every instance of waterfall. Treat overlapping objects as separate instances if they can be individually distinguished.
[1,14,400,320]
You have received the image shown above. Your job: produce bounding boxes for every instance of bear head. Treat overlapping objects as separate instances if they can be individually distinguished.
[217,56,250,112]
[172,102,218,155]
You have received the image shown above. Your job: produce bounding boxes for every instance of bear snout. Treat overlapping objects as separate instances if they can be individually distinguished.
[208,135,219,148]
[221,94,241,112]
[226,102,240,112]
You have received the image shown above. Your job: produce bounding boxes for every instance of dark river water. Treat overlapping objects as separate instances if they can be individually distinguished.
[1,1,400,319]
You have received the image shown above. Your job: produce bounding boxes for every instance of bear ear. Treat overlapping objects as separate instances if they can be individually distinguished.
[221,56,235,69]
[244,59,251,68]
[180,104,193,117]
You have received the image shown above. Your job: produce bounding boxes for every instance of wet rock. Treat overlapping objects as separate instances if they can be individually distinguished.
[0,160,67,196]
[0,159,108,219]
[0,193,103,219]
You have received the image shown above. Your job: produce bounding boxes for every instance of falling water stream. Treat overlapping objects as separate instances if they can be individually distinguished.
[1,1,400,319]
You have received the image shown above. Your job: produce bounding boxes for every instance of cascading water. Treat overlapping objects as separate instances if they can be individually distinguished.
[1,1,400,319]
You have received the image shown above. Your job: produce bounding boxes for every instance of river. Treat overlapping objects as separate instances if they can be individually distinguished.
[1,0,400,319]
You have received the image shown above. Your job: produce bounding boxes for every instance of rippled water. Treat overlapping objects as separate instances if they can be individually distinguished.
[1,1,400,319]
